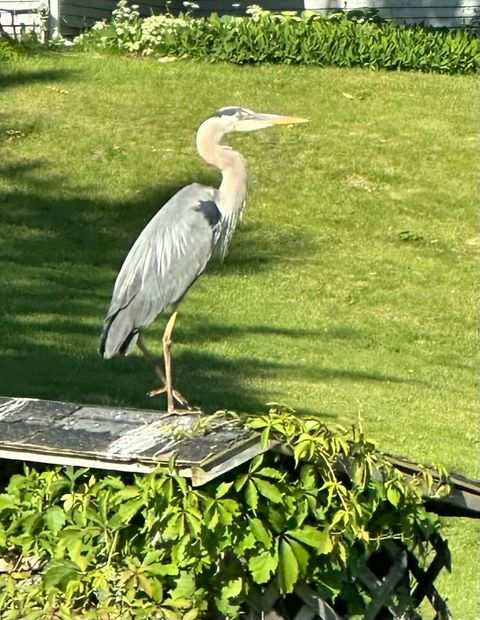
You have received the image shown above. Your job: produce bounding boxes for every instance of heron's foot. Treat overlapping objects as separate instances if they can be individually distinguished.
[148,384,188,405]
[148,384,200,415]
[157,408,202,418]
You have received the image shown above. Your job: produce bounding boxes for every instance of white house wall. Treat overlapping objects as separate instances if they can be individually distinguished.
[0,0,477,38]
[302,0,479,29]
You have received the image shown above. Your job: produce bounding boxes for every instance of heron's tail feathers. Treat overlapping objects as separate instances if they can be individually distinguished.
[100,309,139,359]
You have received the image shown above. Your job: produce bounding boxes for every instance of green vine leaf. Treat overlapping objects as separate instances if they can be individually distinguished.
[249,517,272,547]
[215,577,243,614]
[254,478,283,504]
[287,538,310,575]
[287,525,327,549]
[116,497,144,524]
[248,548,278,583]
[43,559,82,590]
[45,506,66,534]
[170,571,196,601]
[278,539,299,593]
[215,481,234,499]
[257,467,284,480]
[0,406,446,617]
[245,479,259,509]
[387,486,401,507]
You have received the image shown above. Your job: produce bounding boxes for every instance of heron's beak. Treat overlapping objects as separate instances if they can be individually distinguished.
[234,113,308,132]
[260,114,309,126]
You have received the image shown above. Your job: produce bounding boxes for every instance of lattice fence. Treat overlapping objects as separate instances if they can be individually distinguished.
[245,535,452,620]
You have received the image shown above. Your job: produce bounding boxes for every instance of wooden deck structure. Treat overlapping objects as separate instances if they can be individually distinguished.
[1,395,479,510]
[0,396,269,485]
[0,394,478,619]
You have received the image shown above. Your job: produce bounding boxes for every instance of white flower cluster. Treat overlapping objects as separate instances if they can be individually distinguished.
[245,4,267,21]
[91,19,108,30]
[182,1,199,10]
[140,14,189,55]
[75,0,265,56]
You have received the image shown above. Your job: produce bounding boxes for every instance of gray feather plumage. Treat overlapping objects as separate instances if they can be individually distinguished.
[100,183,222,358]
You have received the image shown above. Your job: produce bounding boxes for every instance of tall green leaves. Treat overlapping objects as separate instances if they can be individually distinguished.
[77,2,480,75]
[0,409,446,618]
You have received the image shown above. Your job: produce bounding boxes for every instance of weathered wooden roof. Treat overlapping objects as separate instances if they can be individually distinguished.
[0,396,267,486]
[386,454,480,519]
[1,395,479,518]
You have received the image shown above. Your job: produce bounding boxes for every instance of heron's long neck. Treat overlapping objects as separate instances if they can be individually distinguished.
[196,123,247,217]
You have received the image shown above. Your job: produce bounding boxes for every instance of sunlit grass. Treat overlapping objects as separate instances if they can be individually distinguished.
[0,53,477,617]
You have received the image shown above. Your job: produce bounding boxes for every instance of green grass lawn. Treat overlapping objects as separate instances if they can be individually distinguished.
[0,52,478,617]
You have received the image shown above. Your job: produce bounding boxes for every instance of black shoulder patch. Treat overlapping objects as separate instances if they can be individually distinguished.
[197,200,221,228]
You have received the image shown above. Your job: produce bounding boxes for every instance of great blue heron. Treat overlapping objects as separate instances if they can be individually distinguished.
[100,106,307,413]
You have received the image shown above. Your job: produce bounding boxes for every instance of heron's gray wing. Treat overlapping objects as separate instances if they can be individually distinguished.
[100,183,220,358]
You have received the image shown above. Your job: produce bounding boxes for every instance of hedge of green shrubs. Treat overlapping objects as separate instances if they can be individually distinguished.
[75,1,480,74]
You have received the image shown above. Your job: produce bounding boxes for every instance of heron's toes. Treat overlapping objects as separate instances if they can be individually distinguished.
[172,388,189,406]
[148,381,201,415]
[148,386,167,398]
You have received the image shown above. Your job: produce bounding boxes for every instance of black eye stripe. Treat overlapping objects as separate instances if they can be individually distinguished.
[213,107,244,118]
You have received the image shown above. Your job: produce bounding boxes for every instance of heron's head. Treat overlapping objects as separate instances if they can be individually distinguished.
[212,106,308,133]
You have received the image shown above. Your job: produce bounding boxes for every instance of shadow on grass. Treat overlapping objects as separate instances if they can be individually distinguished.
[0,67,76,91]
[0,322,411,417]
[0,158,315,412]
[0,157,416,416]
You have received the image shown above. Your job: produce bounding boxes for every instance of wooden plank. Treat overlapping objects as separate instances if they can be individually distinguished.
[362,550,408,619]
[295,584,345,620]
[1,395,479,513]
[0,396,268,485]
[293,607,316,620]
[247,582,281,614]
[167,0,306,14]
[406,544,452,618]
[386,454,480,518]
[380,0,474,7]
[411,535,451,606]
[426,487,480,518]
[275,0,477,29]
[60,0,179,20]
[61,4,115,19]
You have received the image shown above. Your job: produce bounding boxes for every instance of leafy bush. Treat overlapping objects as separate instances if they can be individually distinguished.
[75,1,480,74]
[0,32,51,60]
[0,409,446,618]
[0,36,22,62]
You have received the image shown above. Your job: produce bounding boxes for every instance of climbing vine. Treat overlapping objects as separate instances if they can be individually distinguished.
[0,408,446,618]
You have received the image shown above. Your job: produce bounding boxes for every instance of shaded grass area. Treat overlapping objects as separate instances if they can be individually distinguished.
[0,53,478,617]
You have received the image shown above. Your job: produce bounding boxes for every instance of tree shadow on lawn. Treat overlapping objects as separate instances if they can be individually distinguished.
[0,160,417,416]
[0,67,77,91]
[0,319,414,417]
[0,335,276,414]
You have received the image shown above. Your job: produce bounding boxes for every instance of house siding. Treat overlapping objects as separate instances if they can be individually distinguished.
[1,0,478,38]
[302,0,479,29]
[58,0,166,33]
[167,0,479,29]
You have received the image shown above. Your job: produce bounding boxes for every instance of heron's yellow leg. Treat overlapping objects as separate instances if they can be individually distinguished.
[138,314,192,414]
[162,312,178,413]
